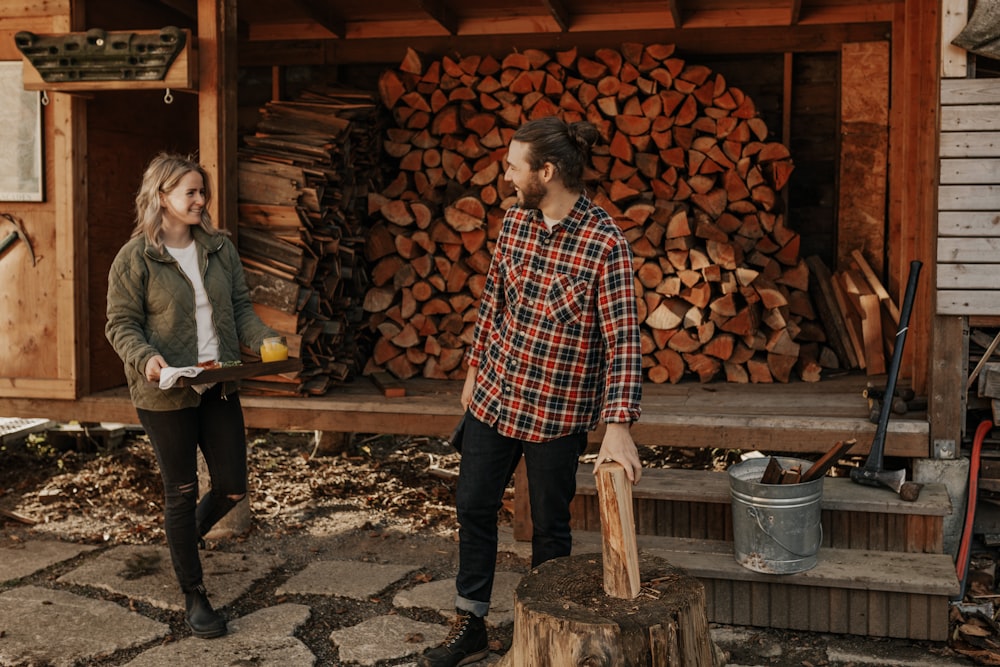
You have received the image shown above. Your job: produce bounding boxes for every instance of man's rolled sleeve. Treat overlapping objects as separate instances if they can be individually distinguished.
[598,236,643,425]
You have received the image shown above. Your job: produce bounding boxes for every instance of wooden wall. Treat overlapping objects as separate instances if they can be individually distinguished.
[86,91,199,392]
[839,42,890,277]
[84,0,200,392]
[0,0,79,398]
[937,78,1000,316]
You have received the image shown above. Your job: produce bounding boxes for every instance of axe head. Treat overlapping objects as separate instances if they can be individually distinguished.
[0,214,35,266]
[850,465,905,494]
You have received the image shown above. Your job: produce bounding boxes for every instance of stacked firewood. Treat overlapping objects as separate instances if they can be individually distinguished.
[237,86,380,395]
[807,251,903,376]
[367,43,841,384]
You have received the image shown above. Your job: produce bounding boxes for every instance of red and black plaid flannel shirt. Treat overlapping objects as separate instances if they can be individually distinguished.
[466,194,643,443]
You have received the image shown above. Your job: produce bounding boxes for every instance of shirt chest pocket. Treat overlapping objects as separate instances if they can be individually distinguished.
[545,273,589,325]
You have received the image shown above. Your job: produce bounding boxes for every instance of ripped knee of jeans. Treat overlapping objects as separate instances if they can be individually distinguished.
[165,480,199,509]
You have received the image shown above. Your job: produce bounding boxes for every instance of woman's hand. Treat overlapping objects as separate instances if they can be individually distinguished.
[593,423,642,484]
[144,355,168,382]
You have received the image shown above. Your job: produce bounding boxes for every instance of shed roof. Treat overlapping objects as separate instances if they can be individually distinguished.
[230,0,893,42]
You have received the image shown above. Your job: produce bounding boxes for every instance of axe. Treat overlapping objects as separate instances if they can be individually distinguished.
[850,260,923,501]
[0,213,36,266]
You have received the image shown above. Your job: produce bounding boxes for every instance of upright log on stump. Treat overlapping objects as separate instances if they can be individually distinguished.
[506,464,720,666]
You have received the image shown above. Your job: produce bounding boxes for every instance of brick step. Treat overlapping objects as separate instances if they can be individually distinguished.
[569,531,959,641]
[566,467,951,553]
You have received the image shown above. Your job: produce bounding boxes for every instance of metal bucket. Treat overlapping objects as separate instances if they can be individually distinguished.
[728,456,824,574]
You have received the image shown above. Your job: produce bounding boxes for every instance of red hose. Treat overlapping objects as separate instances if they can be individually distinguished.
[956,419,994,587]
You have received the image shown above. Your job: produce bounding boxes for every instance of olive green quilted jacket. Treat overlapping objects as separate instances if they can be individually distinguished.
[106,227,276,411]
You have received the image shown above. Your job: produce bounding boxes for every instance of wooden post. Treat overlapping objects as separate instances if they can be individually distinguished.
[198,0,238,233]
[596,462,640,599]
[512,458,532,541]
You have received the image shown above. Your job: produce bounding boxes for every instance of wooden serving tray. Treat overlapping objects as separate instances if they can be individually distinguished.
[174,358,303,386]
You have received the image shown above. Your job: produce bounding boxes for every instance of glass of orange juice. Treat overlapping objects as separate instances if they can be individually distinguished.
[260,336,288,362]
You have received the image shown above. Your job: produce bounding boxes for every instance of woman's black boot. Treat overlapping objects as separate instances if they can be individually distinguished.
[184,584,227,639]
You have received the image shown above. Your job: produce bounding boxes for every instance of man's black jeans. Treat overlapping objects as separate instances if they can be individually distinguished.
[137,384,247,593]
[454,413,586,618]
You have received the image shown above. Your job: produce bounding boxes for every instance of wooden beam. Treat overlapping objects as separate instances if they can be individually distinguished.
[941,0,969,78]
[53,0,86,399]
[416,0,459,35]
[198,0,238,233]
[888,0,944,437]
[930,316,966,448]
[0,375,931,457]
[150,0,197,21]
[244,11,890,42]
[539,0,572,32]
[788,0,802,25]
[781,52,792,211]
[240,23,893,66]
[667,0,683,28]
[290,0,346,38]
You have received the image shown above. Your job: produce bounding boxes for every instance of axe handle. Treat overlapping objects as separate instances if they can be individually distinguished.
[0,230,17,255]
[864,260,922,473]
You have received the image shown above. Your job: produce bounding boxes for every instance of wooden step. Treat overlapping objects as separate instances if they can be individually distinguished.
[564,467,951,553]
[569,531,959,641]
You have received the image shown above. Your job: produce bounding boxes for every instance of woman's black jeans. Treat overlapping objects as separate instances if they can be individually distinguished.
[136,385,247,593]
[454,414,586,618]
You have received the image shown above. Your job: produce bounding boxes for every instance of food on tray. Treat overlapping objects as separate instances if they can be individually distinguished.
[196,360,243,370]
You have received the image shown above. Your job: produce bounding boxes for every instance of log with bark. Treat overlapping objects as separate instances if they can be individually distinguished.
[505,552,721,666]
[237,85,381,394]
[369,44,843,384]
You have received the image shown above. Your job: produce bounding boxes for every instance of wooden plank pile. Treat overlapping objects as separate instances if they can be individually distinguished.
[367,43,842,384]
[806,250,903,376]
[237,86,381,395]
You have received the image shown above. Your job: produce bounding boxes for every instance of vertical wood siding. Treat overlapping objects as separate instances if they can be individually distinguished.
[938,79,1000,315]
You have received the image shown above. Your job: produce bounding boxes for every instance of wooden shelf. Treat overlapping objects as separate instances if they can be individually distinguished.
[20,28,197,92]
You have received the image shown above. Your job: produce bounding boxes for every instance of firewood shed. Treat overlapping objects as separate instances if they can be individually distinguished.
[1,0,998,643]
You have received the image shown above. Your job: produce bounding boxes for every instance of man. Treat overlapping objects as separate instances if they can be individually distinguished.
[420,116,643,667]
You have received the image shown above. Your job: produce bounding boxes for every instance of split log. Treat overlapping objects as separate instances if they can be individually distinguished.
[596,463,640,598]
[237,85,381,394]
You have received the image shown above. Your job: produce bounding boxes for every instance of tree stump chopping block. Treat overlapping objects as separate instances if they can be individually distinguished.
[507,552,721,666]
[502,463,720,666]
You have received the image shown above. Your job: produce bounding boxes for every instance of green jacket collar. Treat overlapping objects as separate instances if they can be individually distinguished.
[142,226,227,263]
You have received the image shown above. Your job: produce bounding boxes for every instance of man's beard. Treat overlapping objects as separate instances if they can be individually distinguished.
[518,173,547,210]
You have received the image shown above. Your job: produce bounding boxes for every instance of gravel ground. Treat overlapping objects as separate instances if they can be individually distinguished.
[0,427,985,665]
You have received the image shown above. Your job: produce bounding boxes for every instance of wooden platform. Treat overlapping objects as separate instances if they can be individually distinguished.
[570,531,958,641]
[0,372,929,456]
[568,468,951,552]
[551,467,959,641]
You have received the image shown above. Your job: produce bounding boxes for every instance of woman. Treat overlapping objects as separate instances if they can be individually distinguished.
[106,153,277,639]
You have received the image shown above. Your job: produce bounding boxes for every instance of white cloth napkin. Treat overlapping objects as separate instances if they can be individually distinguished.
[158,366,204,390]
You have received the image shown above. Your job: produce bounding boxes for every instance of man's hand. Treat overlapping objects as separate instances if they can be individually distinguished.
[593,422,642,483]
[461,365,477,410]
[144,355,168,382]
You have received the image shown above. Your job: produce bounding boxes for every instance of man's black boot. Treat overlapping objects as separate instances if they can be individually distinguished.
[418,609,489,667]
[184,584,227,639]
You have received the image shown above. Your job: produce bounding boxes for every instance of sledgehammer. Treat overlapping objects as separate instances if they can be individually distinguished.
[851,260,923,502]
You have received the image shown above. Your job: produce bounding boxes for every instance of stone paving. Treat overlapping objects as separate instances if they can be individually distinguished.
[0,534,971,666]
[0,537,512,666]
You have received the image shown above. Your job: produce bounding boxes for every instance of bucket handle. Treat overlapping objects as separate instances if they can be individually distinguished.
[747,506,823,558]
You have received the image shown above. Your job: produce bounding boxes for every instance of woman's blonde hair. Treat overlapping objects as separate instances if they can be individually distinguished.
[133,152,222,249]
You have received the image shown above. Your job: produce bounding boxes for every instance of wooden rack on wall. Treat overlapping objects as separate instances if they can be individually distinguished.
[17,27,196,93]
